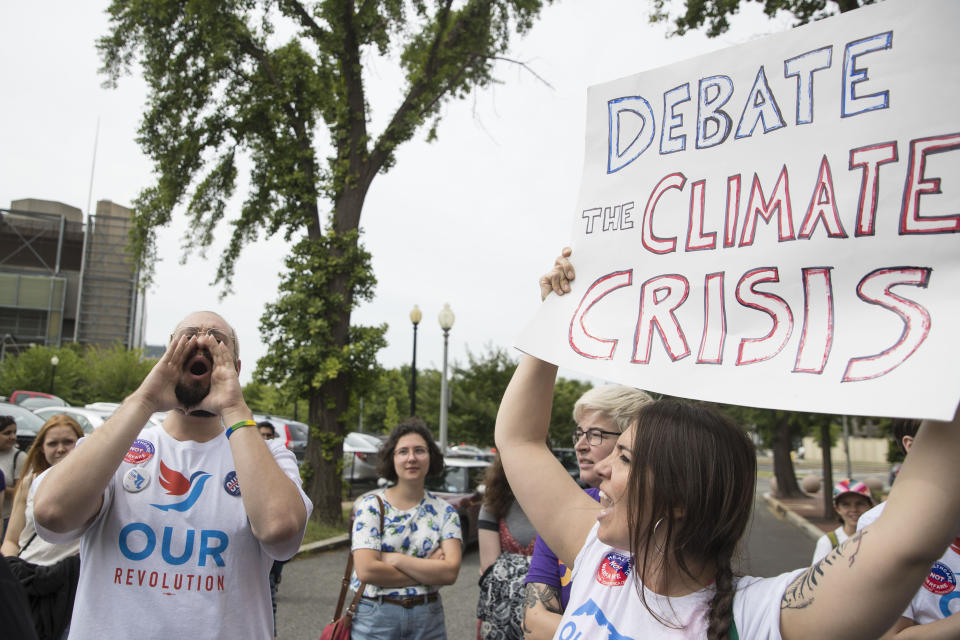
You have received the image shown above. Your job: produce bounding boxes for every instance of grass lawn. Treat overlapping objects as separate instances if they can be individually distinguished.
[302,507,353,545]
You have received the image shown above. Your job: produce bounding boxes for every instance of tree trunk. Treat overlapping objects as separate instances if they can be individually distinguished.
[821,422,835,520]
[304,193,367,525]
[305,378,350,525]
[772,414,803,498]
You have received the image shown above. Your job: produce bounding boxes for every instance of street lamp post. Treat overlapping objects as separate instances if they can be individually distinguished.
[437,303,455,454]
[409,305,422,416]
[49,355,60,394]
[0,334,12,362]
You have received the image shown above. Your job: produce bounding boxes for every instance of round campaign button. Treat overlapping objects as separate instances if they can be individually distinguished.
[223,470,241,497]
[124,439,155,464]
[595,551,631,587]
[123,467,150,493]
[923,561,957,596]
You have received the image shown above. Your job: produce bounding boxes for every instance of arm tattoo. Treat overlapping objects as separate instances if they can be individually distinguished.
[522,583,562,633]
[781,530,869,610]
[846,529,866,567]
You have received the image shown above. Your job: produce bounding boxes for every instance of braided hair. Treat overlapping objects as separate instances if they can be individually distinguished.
[707,557,736,640]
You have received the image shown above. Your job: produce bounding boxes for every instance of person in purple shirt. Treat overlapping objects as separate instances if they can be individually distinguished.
[521,385,651,639]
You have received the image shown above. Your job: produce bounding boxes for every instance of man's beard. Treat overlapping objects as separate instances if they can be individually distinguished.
[175,378,210,411]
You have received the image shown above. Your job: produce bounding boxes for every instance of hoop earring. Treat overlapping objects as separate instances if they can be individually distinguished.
[653,517,665,554]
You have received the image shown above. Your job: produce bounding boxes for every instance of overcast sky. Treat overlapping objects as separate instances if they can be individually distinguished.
[0,1,791,386]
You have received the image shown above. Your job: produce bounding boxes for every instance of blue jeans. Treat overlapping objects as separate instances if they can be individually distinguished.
[350,595,447,640]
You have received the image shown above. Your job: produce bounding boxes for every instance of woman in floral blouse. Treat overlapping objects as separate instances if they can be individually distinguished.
[350,418,463,639]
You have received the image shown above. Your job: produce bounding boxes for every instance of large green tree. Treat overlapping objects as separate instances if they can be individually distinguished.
[650,0,868,38]
[0,346,85,405]
[81,343,157,404]
[0,344,157,407]
[99,0,551,523]
[717,404,822,499]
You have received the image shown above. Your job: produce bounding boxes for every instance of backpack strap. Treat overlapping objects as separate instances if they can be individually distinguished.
[827,530,840,548]
[12,449,24,479]
[17,533,37,557]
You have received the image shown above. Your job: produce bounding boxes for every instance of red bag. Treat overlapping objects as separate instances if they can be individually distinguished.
[318,613,352,640]
[319,495,384,640]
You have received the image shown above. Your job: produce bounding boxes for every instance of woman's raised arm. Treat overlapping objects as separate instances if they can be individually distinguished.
[780,404,960,639]
[495,249,600,568]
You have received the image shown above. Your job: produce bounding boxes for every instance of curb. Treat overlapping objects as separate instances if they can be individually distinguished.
[294,533,351,558]
[761,492,824,542]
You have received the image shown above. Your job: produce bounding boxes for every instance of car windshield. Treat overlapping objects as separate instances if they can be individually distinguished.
[20,396,67,409]
[36,409,96,435]
[0,403,47,433]
[345,432,382,451]
[426,464,487,494]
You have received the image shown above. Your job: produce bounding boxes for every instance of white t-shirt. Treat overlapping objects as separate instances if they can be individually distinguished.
[856,501,883,531]
[351,489,462,597]
[554,523,804,639]
[859,501,960,623]
[811,526,848,564]
[36,424,312,640]
[20,476,80,564]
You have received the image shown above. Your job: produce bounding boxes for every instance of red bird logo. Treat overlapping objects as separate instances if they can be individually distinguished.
[151,461,212,512]
[158,460,191,495]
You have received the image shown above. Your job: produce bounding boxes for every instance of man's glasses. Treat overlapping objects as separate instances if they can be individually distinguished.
[171,327,231,345]
[571,428,620,447]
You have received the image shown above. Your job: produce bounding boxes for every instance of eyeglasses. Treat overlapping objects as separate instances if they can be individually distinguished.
[172,326,232,345]
[395,446,429,457]
[572,428,620,447]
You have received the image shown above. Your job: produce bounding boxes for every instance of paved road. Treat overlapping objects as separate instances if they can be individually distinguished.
[741,477,815,576]
[276,479,814,639]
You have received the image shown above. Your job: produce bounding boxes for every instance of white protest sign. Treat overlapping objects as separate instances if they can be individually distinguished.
[517,0,960,420]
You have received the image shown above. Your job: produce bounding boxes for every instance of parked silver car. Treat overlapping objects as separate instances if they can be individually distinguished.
[343,431,383,483]
[33,406,106,434]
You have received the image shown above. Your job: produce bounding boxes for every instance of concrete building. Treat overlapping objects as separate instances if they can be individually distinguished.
[0,198,146,356]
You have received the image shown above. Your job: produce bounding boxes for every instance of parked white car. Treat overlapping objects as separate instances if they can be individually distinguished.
[343,431,384,483]
[84,401,121,415]
[83,402,166,428]
[32,406,107,434]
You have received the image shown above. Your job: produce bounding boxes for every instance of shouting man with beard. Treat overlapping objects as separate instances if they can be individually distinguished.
[32,311,312,639]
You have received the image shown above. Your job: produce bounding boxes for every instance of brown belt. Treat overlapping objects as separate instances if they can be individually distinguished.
[362,593,440,609]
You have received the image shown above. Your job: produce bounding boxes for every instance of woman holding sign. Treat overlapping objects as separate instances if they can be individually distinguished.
[494,247,960,640]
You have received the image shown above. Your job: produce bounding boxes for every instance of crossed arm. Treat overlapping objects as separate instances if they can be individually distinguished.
[353,539,462,587]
